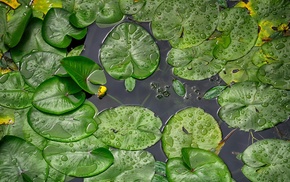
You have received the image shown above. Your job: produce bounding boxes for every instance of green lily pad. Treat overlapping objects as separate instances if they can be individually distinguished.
[257,36,290,90]
[67,44,85,57]
[0,71,34,109]
[218,81,290,131]
[166,148,232,182]
[28,101,98,142]
[151,0,219,49]
[63,0,98,28]
[95,0,125,27]
[43,135,113,177]
[241,139,290,182]
[119,0,145,15]
[61,56,107,94]
[32,76,86,115]
[168,40,225,80]
[213,7,258,60]
[10,18,66,63]
[100,22,160,80]
[124,77,136,92]
[95,105,162,150]
[203,85,227,100]
[84,149,155,182]
[42,8,87,48]
[31,0,62,19]
[20,51,64,88]
[0,136,49,181]
[219,47,260,84]
[162,107,222,158]
[0,4,8,56]
[132,0,164,22]
[172,79,186,97]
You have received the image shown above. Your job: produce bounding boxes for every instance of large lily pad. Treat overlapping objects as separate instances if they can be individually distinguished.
[32,76,86,115]
[166,148,232,182]
[218,81,290,131]
[61,56,107,94]
[241,139,290,182]
[28,101,98,142]
[42,8,87,48]
[10,18,66,63]
[0,71,34,109]
[162,107,222,158]
[20,51,64,88]
[43,135,113,177]
[213,7,258,60]
[94,105,162,150]
[0,136,49,181]
[84,149,155,182]
[151,0,219,49]
[100,22,160,80]
[167,40,225,81]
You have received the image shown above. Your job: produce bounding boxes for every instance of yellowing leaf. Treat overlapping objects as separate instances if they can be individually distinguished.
[0,107,15,125]
[0,0,20,9]
[31,0,62,19]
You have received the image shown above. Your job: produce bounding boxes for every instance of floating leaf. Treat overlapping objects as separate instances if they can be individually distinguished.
[166,148,232,182]
[28,101,98,142]
[119,0,145,15]
[95,105,162,150]
[67,44,85,57]
[84,149,155,181]
[0,106,14,125]
[20,51,63,88]
[31,0,62,19]
[61,56,107,94]
[172,79,186,97]
[0,136,49,181]
[203,85,227,100]
[125,77,136,92]
[132,0,164,22]
[42,8,87,48]
[43,135,113,177]
[0,71,34,109]
[241,139,290,182]
[32,76,86,115]
[162,107,222,158]
[0,0,20,9]
[100,22,160,80]
[213,7,258,60]
[218,81,290,131]
[151,0,219,48]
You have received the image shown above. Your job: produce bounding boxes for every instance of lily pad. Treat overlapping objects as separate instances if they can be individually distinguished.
[100,22,160,80]
[0,105,14,125]
[151,0,219,49]
[132,0,164,22]
[10,18,66,63]
[61,56,107,94]
[28,101,98,142]
[0,71,34,109]
[119,0,145,15]
[84,149,155,182]
[241,139,290,182]
[94,105,162,150]
[0,136,49,181]
[166,148,232,182]
[218,81,290,131]
[213,7,258,60]
[162,107,222,158]
[43,135,113,177]
[168,40,225,80]
[32,76,86,115]
[42,8,87,48]
[20,51,64,88]
[31,0,62,19]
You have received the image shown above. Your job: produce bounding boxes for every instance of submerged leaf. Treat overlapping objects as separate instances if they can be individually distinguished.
[125,77,136,92]
[203,85,227,100]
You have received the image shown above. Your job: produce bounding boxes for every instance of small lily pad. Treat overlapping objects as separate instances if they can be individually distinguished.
[166,148,232,182]
[84,149,155,182]
[100,22,160,80]
[218,81,290,131]
[32,76,86,115]
[43,135,113,177]
[162,107,222,158]
[95,105,162,150]
[241,139,290,182]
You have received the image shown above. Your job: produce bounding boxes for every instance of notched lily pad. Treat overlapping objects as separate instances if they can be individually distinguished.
[162,107,222,158]
[151,0,219,48]
[0,71,34,109]
[32,76,86,115]
[166,148,232,182]
[218,81,290,131]
[100,22,160,80]
[43,135,113,177]
[28,101,98,142]
[84,149,155,182]
[94,105,162,150]
[241,139,290,182]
